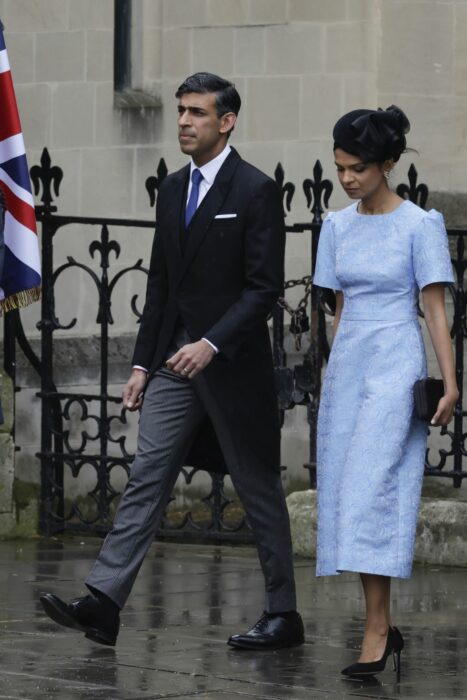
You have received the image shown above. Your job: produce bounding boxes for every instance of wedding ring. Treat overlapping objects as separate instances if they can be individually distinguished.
[182,367,188,374]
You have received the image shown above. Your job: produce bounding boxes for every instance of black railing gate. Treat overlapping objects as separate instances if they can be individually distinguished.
[4,150,467,541]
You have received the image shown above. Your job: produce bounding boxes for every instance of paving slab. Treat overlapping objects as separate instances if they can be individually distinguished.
[0,538,465,698]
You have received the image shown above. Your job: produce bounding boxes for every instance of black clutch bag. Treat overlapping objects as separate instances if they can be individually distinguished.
[413,377,444,421]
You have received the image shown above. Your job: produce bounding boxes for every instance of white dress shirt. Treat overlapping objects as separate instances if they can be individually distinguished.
[133,145,232,372]
[186,144,231,208]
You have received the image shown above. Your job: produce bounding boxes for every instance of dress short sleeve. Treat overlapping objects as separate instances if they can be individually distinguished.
[413,209,454,290]
[313,214,342,291]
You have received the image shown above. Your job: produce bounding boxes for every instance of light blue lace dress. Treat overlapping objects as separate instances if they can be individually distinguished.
[314,200,454,578]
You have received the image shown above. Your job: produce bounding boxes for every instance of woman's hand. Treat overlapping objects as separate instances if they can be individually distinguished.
[430,390,459,426]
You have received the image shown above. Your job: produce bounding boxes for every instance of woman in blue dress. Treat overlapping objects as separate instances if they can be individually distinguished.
[314,106,458,678]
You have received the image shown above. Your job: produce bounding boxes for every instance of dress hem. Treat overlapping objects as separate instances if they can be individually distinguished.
[316,565,412,580]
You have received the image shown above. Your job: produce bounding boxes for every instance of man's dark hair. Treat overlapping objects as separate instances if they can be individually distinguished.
[175,72,241,119]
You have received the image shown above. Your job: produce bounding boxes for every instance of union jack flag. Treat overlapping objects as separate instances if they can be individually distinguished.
[0,20,41,312]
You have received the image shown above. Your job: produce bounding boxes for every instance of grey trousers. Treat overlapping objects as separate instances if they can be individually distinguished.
[86,369,296,613]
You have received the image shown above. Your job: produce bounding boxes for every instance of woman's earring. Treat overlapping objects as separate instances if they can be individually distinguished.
[384,170,390,179]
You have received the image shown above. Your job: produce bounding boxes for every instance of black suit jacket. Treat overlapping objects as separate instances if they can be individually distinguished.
[133,148,285,472]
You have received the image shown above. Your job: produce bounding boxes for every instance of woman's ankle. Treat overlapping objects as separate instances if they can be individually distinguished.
[364,619,390,637]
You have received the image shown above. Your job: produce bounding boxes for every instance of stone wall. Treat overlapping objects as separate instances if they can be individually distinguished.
[0,372,39,536]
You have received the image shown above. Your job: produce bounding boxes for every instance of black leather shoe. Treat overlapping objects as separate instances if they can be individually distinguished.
[227,611,305,650]
[40,593,119,646]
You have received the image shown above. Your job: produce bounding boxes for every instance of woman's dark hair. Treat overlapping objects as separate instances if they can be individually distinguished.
[175,72,241,118]
[333,105,411,163]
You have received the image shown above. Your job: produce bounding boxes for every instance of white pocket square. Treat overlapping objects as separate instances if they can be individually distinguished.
[215,213,237,219]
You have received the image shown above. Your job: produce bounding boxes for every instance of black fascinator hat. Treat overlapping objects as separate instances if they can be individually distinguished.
[333,105,410,163]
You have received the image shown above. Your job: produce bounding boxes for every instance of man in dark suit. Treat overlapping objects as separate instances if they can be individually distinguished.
[40,73,304,650]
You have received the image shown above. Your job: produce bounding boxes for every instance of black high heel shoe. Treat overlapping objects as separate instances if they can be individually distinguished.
[341,626,404,680]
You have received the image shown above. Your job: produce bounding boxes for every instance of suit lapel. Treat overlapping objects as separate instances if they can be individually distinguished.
[164,164,189,265]
[178,148,241,281]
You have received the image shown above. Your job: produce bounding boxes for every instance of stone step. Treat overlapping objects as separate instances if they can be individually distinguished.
[287,489,467,567]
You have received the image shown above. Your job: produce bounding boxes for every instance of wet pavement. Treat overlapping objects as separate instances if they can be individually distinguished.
[0,537,466,699]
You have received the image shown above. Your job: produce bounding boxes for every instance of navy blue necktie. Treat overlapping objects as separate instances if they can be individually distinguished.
[185,169,203,227]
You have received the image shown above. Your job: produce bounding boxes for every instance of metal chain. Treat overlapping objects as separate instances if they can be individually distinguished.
[277,275,312,350]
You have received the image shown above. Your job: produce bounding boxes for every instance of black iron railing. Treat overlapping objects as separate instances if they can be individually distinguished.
[3,149,466,540]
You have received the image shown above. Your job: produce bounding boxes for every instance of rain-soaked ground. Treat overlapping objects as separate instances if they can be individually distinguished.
[0,537,466,699]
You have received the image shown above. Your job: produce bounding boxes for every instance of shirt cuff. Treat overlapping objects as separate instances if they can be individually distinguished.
[201,337,219,354]
[132,365,148,373]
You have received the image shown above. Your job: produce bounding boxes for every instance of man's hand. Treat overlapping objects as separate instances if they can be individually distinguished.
[166,340,215,379]
[122,368,148,411]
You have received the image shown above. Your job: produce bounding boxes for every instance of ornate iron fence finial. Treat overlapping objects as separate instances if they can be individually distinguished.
[145,157,168,208]
[303,160,333,224]
[274,162,295,215]
[30,148,63,211]
[396,163,429,210]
